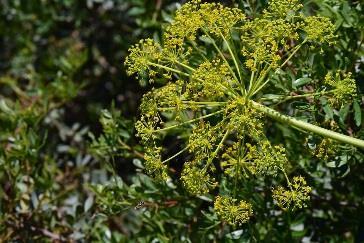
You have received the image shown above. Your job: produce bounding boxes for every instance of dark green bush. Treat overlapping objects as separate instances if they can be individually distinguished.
[0,0,177,241]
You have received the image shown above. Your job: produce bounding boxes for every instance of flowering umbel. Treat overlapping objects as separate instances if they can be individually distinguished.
[214,196,253,225]
[125,0,362,225]
[272,176,312,210]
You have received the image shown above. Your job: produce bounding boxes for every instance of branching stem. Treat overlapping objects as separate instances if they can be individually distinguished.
[218,30,245,94]
[204,129,230,170]
[202,29,241,92]
[280,39,307,69]
[162,146,189,164]
[155,109,224,132]
[149,62,190,77]
[149,62,233,97]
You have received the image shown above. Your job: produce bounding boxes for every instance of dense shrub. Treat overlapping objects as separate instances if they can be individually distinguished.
[0,0,177,241]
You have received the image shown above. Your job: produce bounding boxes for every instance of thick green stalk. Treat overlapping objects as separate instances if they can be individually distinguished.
[251,101,364,149]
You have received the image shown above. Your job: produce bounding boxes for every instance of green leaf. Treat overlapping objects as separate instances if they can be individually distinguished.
[322,103,334,120]
[84,196,94,212]
[292,77,312,89]
[339,103,350,124]
[226,229,244,239]
[353,100,362,127]
[326,161,337,168]
[197,195,213,202]
[338,164,350,178]
[133,159,144,169]
[128,7,146,16]
[0,100,14,115]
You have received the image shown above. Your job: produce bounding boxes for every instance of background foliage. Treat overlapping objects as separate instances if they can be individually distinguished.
[0,0,363,242]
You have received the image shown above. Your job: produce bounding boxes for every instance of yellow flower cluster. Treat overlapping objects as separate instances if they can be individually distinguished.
[240,0,337,72]
[214,196,253,225]
[265,0,303,17]
[124,39,162,81]
[314,138,338,161]
[324,71,357,104]
[152,82,186,112]
[135,115,160,145]
[221,140,287,178]
[144,147,168,181]
[181,162,217,195]
[122,0,337,224]
[221,141,245,178]
[225,98,263,138]
[303,16,336,44]
[164,0,245,48]
[241,18,299,68]
[272,176,312,210]
[188,59,231,100]
[188,122,219,161]
[245,141,287,177]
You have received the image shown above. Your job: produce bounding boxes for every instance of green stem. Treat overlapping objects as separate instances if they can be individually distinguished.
[248,59,257,94]
[234,136,245,197]
[282,169,292,190]
[202,29,241,93]
[219,31,246,94]
[219,31,243,83]
[259,90,335,103]
[248,40,307,98]
[251,79,270,96]
[157,103,224,110]
[251,101,364,149]
[182,101,227,104]
[154,109,224,132]
[248,64,272,98]
[162,146,189,164]
[273,91,335,106]
[148,62,190,77]
[169,59,195,72]
[280,39,306,69]
[204,129,230,170]
[203,30,237,79]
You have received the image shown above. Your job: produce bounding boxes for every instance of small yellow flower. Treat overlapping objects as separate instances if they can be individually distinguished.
[324,71,357,105]
[181,162,217,195]
[315,138,338,161]
[265,0,303,17]
[214,196,253,225]
[144,147,169,182]
[245,140,287,177]
[272,176,312,210]
[124,39,162,81]
[303,16,336,44]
